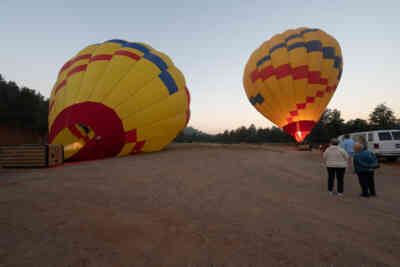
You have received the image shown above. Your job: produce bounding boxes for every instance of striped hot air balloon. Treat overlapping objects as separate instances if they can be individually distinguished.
[243,27,343,142]
[48,40,190,161]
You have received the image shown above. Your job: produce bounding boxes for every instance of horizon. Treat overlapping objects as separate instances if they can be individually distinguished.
[1,0,399,134]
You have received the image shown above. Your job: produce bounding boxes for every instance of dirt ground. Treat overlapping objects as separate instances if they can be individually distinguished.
[1,143,399,267]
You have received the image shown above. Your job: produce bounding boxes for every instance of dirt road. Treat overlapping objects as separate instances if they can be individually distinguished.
[1,143,399,267]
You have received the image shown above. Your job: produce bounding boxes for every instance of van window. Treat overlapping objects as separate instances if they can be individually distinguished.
[392,131,400,140]
[378,132,392,141]
[368,133,373,142]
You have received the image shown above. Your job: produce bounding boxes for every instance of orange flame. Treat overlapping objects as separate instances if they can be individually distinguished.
[64,142,83,152]
[294,130,311,142]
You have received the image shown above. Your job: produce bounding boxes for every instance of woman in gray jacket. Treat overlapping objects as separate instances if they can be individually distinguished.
[323,138,349,196]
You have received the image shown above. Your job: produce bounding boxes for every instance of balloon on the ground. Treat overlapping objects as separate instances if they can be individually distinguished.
[48,40,190,161]
[243,27,343,142]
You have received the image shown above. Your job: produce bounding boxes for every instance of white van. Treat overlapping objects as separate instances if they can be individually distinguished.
[339,129,400,161]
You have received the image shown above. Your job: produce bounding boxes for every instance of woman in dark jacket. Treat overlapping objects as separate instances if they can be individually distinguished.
[353,143,378,197]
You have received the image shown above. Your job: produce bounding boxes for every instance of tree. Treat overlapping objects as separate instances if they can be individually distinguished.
[0,73,49,134]
[247,124,258,143]
[344,119,370,133]
[369,103,397,129]
[307,109,345,143]
[325,109,345,138]
[173,130,186,142]
[236,126,248,143]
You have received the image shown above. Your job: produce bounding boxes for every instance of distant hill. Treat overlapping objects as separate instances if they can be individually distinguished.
[182,126,209,136]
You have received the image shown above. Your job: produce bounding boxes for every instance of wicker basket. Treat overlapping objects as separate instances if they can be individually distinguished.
[0,144,64,168]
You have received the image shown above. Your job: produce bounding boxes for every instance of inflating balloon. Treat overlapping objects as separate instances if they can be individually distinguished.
[243,27,343,142]
[48,39,190,161]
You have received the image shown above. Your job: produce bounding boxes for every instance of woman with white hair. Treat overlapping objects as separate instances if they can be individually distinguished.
[323,138,349,196]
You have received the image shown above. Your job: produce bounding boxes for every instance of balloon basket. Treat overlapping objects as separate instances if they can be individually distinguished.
[0,144,64,168]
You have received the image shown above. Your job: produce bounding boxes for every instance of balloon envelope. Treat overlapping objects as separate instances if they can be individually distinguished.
[49,40,190,161]
[243,28,343,142]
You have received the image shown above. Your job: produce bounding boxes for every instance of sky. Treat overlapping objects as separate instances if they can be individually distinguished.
[1,0,399,134]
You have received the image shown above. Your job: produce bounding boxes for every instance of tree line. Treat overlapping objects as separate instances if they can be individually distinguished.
[175,105,400,144]
[1,73,399,144]
[0,74,48,134]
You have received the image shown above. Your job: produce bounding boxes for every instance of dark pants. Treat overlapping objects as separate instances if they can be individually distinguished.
[327,168,345,193]
[357,172,376,196]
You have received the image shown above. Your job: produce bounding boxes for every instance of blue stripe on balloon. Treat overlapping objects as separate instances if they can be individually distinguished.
[283,40,323,52]
[104,40,179,95]
[256,55,271,67]
[105,39,127,45]
[322,46,343,78]
[322,47,341,64]
[284,29,319,42]
[257,40,326,66]
[144,53,168,71]
[299,28,319,35]
[285,33,302,42]
[334,56,342,68]
[287,42,306,51]
[270,43,286,53]
[305,40,322,52]
[254,28,343,80]
[256,37,342,80]
[123,42,150,54]
[159,71,178,95]
[322,47,335,58]
[257,28,321,66]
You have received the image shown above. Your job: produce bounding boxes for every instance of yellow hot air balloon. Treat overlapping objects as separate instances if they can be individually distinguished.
[243,27,343,142]
[48,39,190,161]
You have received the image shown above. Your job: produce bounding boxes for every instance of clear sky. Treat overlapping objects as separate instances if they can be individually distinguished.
[1,0,399,134]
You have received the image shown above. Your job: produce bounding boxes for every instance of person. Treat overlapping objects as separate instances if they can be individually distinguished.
[359,136,368,151]
[340,134,355,154]
[340,134,355,171]
[353,143,378,198]
[323,138,349,196]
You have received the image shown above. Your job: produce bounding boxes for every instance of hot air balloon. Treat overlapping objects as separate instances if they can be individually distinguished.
[48,39,190,161]
[243,27,343,142]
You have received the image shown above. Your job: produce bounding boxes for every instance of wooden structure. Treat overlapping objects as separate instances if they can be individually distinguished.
[0,144,64,168]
